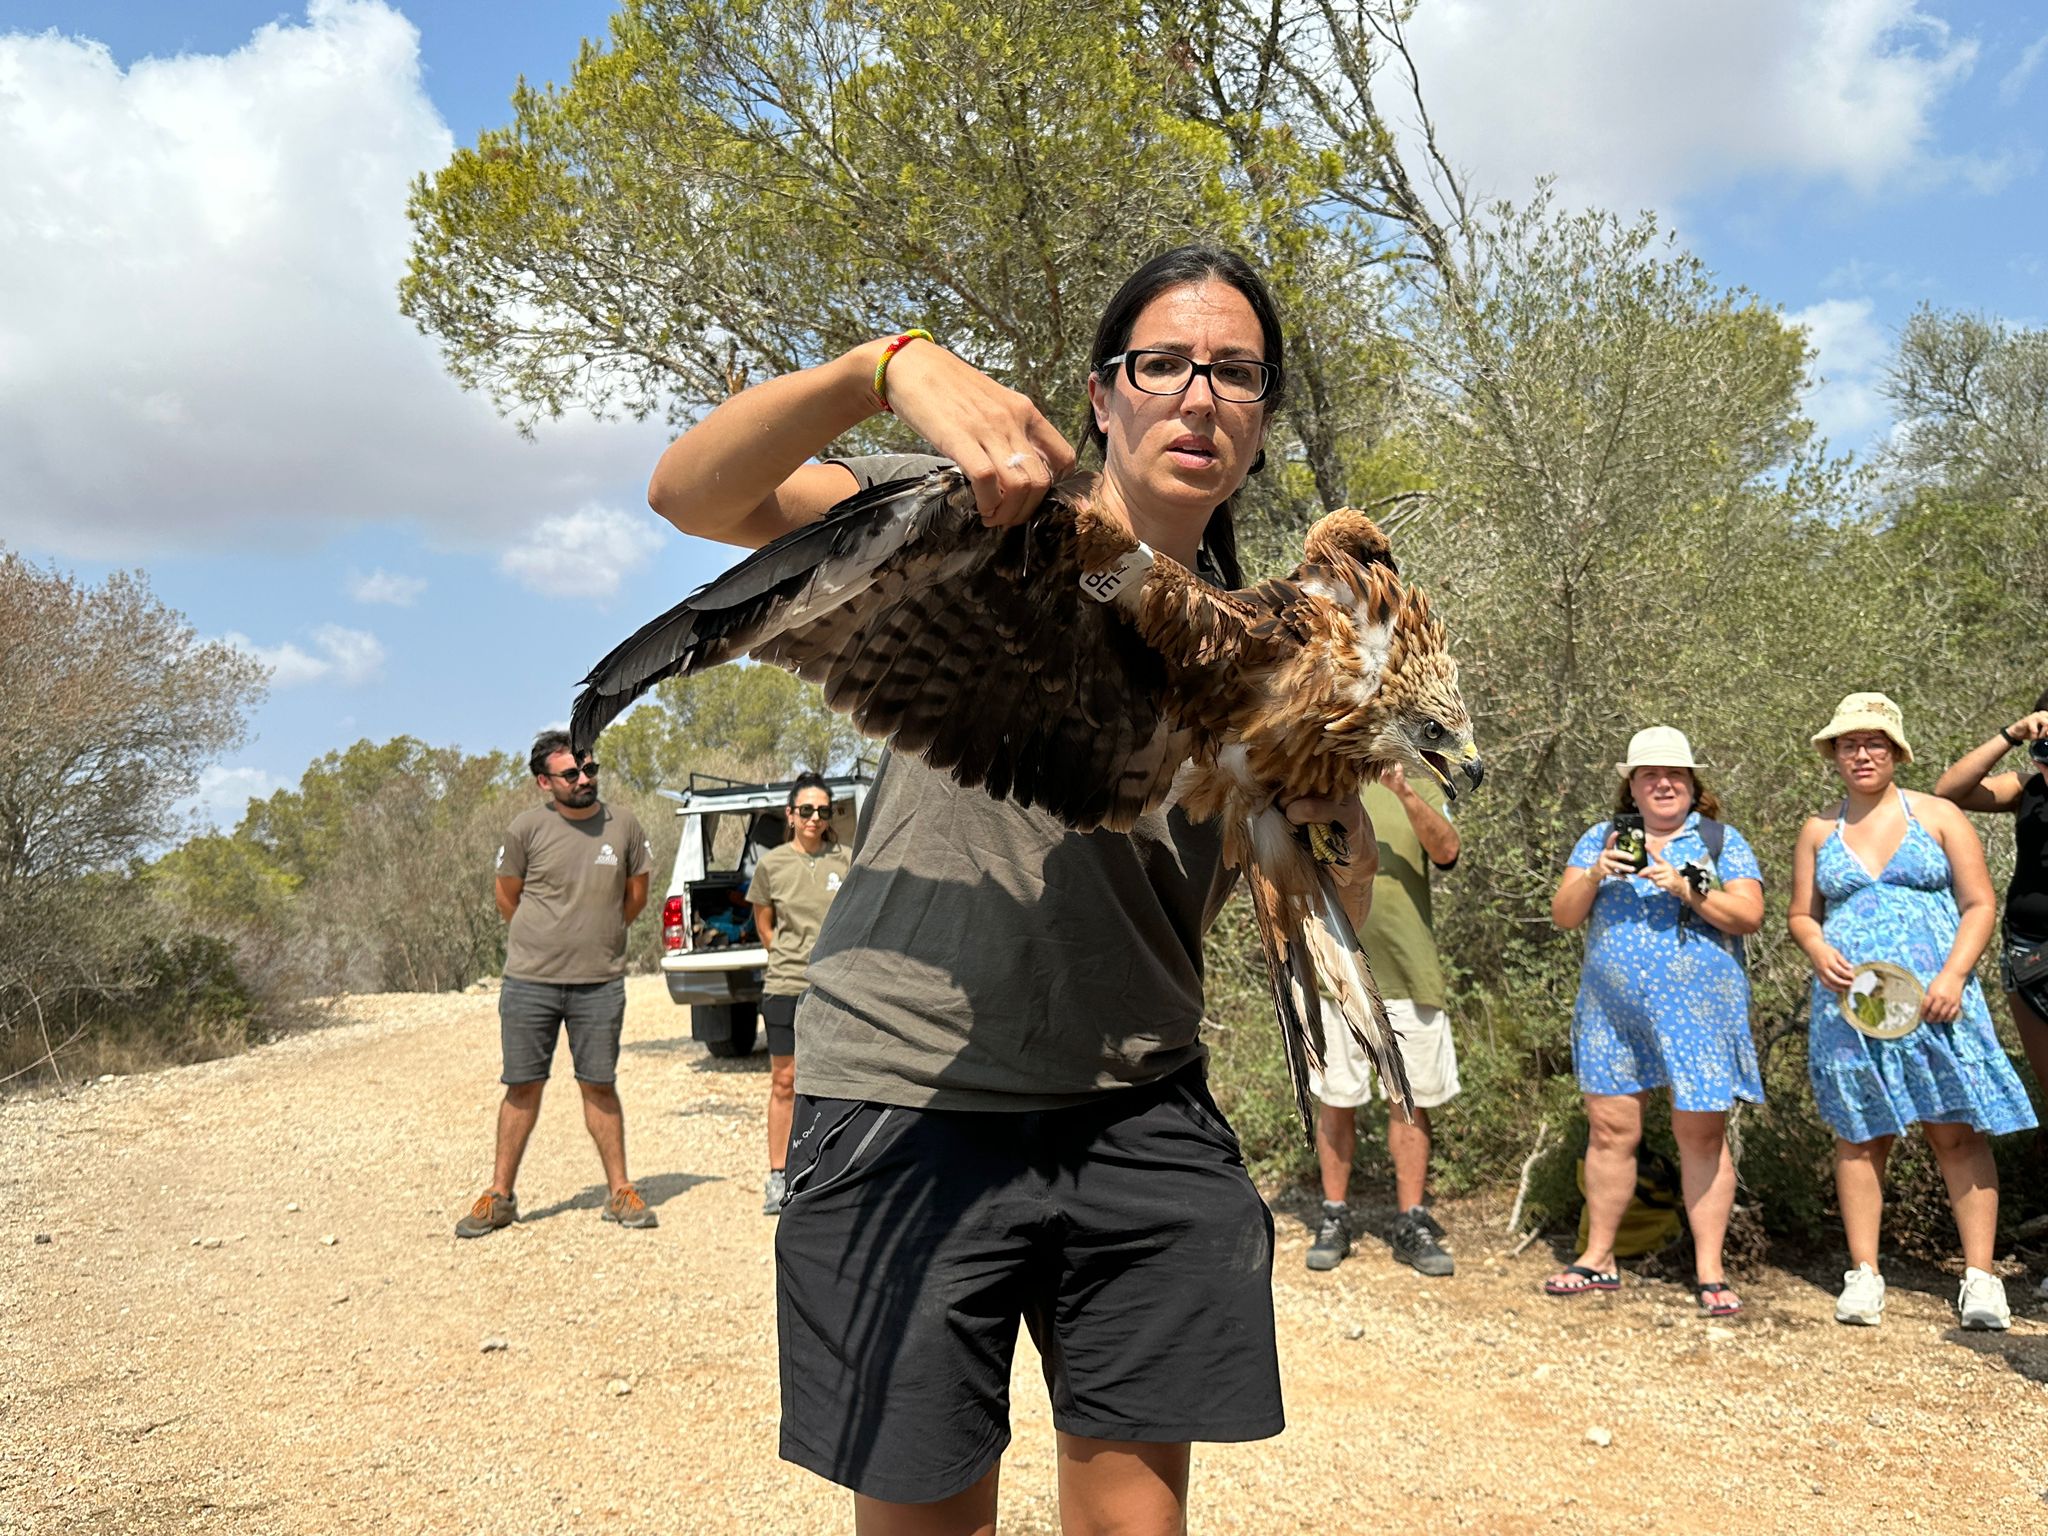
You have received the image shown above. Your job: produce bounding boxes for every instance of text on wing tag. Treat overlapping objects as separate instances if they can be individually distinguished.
[1079,542,1155,603]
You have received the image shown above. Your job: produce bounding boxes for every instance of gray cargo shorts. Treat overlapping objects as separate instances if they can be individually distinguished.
[498,976,626,1086]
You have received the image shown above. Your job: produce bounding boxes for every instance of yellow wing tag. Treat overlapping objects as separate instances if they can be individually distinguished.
[1079,542,1155,604]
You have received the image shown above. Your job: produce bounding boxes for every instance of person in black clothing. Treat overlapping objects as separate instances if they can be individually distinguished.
[1935,689,2048,1102]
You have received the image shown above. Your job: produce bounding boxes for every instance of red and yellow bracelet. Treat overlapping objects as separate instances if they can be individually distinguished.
[872,329,933,412]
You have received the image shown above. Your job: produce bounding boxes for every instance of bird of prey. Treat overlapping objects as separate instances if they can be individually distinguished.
[572,467,1483,1140]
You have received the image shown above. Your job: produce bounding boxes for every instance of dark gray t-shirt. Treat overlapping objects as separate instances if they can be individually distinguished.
[498,803,652,983]
[794,454,1235,1110]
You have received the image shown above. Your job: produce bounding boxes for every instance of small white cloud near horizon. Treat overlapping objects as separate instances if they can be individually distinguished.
[1999,30,2048,103]
[177,763,285,832]
[222,624,387,688]
[347,567,427,606]
[1790,297,1895,447]
[499,505,665,601]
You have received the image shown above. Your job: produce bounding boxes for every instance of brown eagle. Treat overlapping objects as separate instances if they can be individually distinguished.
[571,467,1482,1140]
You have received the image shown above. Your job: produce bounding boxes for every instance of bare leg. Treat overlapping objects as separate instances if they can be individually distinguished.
[1834,1134,1893,1272]
[853,1462,999,1536]
[1922,1121,2000,1272]
[490,1081,545,1196]
[1670,1110,1735,1286]
[768,1053,797,1171]
[1387,1104,1433,1213]
[1570,1092,1646,1274]
[1056,1434,1189,1536]
[2009,988,2048,1102]
[1315,1103,1356,1205]
[578,1081,630,1194]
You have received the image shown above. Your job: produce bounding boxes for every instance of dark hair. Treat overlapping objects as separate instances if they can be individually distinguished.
[2034,687,2048,713]
[787,770,834,840]
[529,729,576,779]
[1613,769,1722,822]
[1086,246,1286,589]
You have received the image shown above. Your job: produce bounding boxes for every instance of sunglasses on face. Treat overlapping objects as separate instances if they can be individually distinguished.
[548,761,599,782]
[1098,349,1280,404]
[790,804,830,820]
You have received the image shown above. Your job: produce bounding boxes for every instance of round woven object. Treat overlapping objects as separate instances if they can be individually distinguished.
[1839,960,1925,1040]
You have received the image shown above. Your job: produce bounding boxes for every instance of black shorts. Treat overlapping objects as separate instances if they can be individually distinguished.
[762,994,799,1057]
[773,1065,1283,1504]
[498,976,625,1085]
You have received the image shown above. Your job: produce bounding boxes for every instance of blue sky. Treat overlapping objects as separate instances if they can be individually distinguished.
[1,1,2043,831]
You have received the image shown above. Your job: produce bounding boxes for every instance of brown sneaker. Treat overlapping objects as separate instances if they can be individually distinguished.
[454,1189,516,1239]
[601,1184,658,1229]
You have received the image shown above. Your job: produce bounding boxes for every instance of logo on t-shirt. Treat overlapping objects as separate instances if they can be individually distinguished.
[596,843,619,866]
[826,871,843,892]
[495,845,505,870]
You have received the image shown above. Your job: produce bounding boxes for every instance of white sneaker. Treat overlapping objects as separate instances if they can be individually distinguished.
[1958,1268,2011,1331]
[1836,1263,1885,1325]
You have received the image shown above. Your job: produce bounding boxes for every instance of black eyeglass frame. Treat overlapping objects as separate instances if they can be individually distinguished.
[546,761,600,782]
[1097,349,1281,404]
[789,804,832,820]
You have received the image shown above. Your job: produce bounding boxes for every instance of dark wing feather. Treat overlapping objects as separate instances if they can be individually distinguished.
[573,469,1235,831]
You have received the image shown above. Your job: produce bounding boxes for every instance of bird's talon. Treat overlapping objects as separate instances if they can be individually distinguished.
[1305,821,1350,866]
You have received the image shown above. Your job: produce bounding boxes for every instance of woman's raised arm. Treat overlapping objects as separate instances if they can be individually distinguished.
[649,337,1077,551]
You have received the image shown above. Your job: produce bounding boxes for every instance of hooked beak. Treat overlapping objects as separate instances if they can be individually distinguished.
[1418,742,1485,803]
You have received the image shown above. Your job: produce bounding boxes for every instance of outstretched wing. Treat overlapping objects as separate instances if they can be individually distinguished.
[572,468,1269,832]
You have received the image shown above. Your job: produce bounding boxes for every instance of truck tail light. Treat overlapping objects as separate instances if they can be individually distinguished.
[662,895,685,952]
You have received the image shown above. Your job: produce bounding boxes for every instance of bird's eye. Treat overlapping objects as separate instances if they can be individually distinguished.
[1422,720,1446,742]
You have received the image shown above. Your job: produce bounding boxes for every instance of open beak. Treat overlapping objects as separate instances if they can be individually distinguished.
[1419,742,1485,803]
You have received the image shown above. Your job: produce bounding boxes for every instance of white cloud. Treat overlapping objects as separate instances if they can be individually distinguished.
[1789,296,1894,446]
[176,764,284,832]
[347,567,427,606]
[1398,1,1987,214]
[2000,30,2048,103]
[498,504,666,601]
[0,2,665,561]
[222,623,386,687]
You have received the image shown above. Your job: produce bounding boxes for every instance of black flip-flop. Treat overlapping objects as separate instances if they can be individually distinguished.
[1544,1264,1620,1296]
[1696,1281,1742,1317]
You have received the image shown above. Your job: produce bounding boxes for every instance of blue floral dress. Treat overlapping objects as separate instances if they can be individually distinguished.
[1807,791,2038,1143]
[1567,814,1763,1110]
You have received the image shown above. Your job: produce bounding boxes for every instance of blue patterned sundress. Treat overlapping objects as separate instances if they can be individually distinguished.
[1566,814,1764,1110]
[1807,791,2038,1143]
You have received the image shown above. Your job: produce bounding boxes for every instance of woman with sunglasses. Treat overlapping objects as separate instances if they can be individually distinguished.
[1935,691,2048,1111]
[746,771,851,1216]
[1789,693,2035,1331]
[646,247,1354,1536]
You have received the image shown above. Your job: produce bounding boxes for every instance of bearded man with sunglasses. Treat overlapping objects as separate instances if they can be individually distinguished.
[455,731,655,1237]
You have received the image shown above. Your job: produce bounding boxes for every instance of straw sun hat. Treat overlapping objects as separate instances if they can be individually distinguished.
[1810,692,1914,765]
[1614,726,1700,779]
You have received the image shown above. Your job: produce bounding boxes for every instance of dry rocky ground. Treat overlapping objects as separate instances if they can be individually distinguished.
[3,977,2045,1535]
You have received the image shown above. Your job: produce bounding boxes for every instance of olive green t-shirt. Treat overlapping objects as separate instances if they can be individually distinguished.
[794,452,1236,1110]
[497,803,652,984]
[746,840,853,997]
[1358,777,1451,1010]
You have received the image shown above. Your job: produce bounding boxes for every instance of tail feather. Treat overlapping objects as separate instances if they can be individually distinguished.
[1302,864,1413,1120]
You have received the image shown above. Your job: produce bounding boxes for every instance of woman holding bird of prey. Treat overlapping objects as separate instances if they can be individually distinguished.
[641,248,1372,1535]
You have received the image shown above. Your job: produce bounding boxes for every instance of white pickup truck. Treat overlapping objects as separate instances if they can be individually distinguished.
[656,769,873,1056]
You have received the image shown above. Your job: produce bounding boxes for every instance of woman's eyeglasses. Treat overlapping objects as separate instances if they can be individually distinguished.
[549,761,599,782]
[790,804,830,820]
[1098,350,1279,404]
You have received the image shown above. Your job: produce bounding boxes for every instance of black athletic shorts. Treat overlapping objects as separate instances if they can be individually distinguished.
[773,1064,1283,1504]
[762,994,799,1057]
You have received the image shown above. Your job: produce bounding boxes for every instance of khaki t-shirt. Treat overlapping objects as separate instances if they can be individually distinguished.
[746,839,853,997]
[795,453,1236,1110]
[1359,777,1451,1010]
[498,803,652,983]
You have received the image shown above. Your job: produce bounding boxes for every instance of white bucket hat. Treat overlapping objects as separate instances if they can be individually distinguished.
[1811,692,1914,765]
[1615,726,1700,779]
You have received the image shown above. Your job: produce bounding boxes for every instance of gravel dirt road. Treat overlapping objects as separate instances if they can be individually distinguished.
[4,978,2045,1534]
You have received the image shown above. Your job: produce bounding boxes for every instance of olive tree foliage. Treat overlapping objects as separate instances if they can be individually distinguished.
[0,553,266,1076]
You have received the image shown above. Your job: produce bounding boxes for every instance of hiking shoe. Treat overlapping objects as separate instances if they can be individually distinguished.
[1389,1207,1455,1277]
[1958,1267,2011,1331]
[1835,1263,1885,1325]
[1306,1202,1352,1272]
[763,1169,788,1216]
[454,1190,516,1239]
[601,1184,658,1229]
